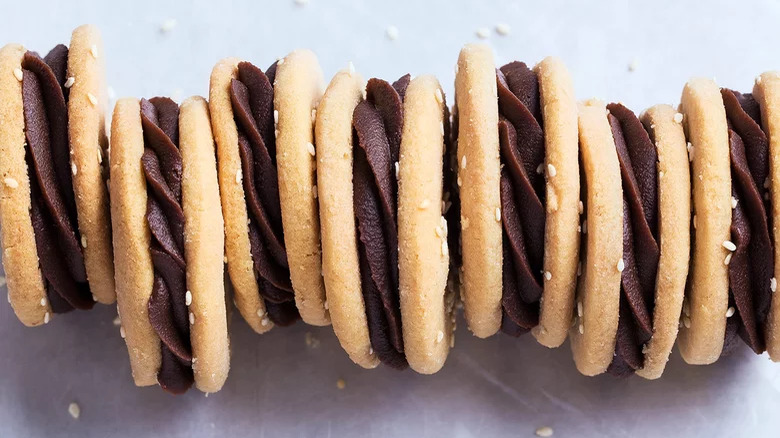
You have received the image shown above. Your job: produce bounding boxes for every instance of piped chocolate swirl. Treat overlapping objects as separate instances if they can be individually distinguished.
[229,61,300,326]
[496,62,546,336]
[140,97,193,394]
[22,45,94,313]
[352,75,410,369]
[720,89,773,355]
[605,103,659,377]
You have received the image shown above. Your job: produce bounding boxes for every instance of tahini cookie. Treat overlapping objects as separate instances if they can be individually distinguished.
[110,96,229,394]
[0,24,113,327]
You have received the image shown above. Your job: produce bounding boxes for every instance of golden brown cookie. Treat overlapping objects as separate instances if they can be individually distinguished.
[274,50,329,326]
[636,104,691,379]
[179,96,230,393]
[398,75,454,374]
[454,44,503,338]
[569,99,623,376]
[754,71,780,362]
[531,56,581,348]
[677,78,731,365]
[68,24,114,305]
[315,68,378,369]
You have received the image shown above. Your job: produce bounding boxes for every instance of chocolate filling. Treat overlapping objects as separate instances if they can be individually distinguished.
[22,45,94,313]
[496,62,545,336]
[721,89,773,355]
[351,75,413,369]
[229,61,300,326]
[141,97,193,394]
[606,103,659,377]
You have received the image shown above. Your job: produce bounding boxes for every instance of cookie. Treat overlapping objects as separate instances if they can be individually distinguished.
[398,75,454,374]
[569,99,623,376]
[531,57,581,348]
[315,68,378,369]
[454,44,503,338]
[274,50,329,326]
[636,104,691,379]
[755,71,780,361]
[677,78,731,365]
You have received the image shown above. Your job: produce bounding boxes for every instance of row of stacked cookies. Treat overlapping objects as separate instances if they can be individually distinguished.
[2,26,779,394]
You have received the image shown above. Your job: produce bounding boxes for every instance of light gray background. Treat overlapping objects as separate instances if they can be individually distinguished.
[2,0,780,437]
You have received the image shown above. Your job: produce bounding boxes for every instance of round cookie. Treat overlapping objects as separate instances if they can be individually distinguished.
[179,96,230,393]
[531,56,581,348]
[636,104,691,379]
[677,78,732,365]
[209,57,272,334]
[754,71,780,361]
[315,68,378,369]
[274,50,329,326]
[398,75,455,374]
[569,99,623,376]
[454,44,503,338]
[68,24,115,305]
[0,43,50,327]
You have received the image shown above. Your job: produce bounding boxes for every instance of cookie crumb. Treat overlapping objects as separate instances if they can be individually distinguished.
[4,177,19,188]
[495,207,501,222]
[535,426,554,437]
[628,58,639,72]
[673,112,683,124]
[64,76,75,88]
[386,25,399,41]
[726,306,736,318]
[336,378,346,390]
[617,258,625,272]
[13,68,23,82]
[90,45,99,59]
[185,290,192,306]
[722,240,737,252]
[476,28,490,39]
[495,23,511,36]
[305,332,320,348]
[87,93,98,107]
[68,402,80,419]
[160,18,178,33]
[306,142,316,157]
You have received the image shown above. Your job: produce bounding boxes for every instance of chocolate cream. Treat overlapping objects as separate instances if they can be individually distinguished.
[496,62,546,336]
[22,45,94,313]
[141,97,193,394]
[230,61,300,326]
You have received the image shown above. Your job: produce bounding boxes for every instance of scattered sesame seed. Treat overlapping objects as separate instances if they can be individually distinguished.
[495,23,511,36]
[435,225,444,238]
[81,236,87,248]
[577,301,583,317]
[544,271,552,281]
[764,177,771,189]
[436,330,444,343]
[441,240,449,257]
[185,290,192,306]
[311,108,317,123]
[693,215,698,229]
[7,293,10,304]
[261,317,270,326]
[495,207,501,222]
[44,312,50,324]
[348,61,355,75]
[40,297,47,306]
[12,67,25,82]
[312,185,318,199]
[235,169,242,184]
[336,378,346,390]
[4,177,18,189]
[476,28,490,39]
[324,300,329,310]
[90,45,99,59]
[535,426,554,437]
[87,93,98,106]
[277,57,285,66]
[683,300,690,316]
[306,142,316,157]
[726,306,736,318]
[434,88,443,104]
[160,18,178,33]
[64,76,75,88]
[582,219,587,234]
[440,121,445,136]
[577,261,582,277]
[687,142,694,162]
[97,147,103,164]
[536,163,544,174]
[256,308,265,318]
[617,258,625,272]
[578,200,584,214]
[386,25,399,41]
[457,176,462,187]
[578,323,584,334]
[547,163,557,177]
[723,240,737,252]
[273,110,279,125]
[71,163,78,175]
[189,312,195,325]
[394,161,400,178]
[772,277,777,293]
[724,253,732,265]
[683,316,691,328]
[673,113,683,124]
[113,316,121,326]
[68,402,81,419]
[461,155,467,169]
[731,197,738,209]
[120,326,126,338]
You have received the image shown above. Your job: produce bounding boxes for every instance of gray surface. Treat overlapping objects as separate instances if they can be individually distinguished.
[2,0,780,437]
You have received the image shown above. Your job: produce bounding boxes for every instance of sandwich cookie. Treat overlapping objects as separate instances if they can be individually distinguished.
[0,24,113,327]
[110,96,229,394]
[454,44,580,344]
[317,66,454,372]
[754,72,780,361]
[209,51,327,333]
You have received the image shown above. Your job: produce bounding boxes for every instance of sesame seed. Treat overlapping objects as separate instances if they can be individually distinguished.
[87,93,98,106]
[261,317,270,326]
[348,61,355,75]
[495,207,501,222]
[495,23,511,36]
[461,155,467,169]
[306,142,316,157]
[765,178,771,189]
[97,147,103,164]
[13,68,23,81]
[235,169,242,184]
[6,293,9,304]
[81,236,87,248]
[436,330,444,343]
[577,301,583,317]
[324,300,329,310]
[723,240,737,252]
[90,45,98,58]
[730,197,738,209]
[273,110,279,125]
[687,142,694,162]
[617,258,625,272]
[683,316,691,328]
[4,177,18,189]
[256,308,265,318]
[435,225,444,238]
[185,290,192,306]
[578,200,584,214]
[394,161,400,178]
[440,121,445,136]
[68,402,81,419]
[547,163,557,177]
[673,113,684,124]
[476,28,490,39]
[418,199,431,210]
[369,346,374,355]
[189,312,195,325]
[693,215,698,229]
[724,253,732,265]
[386,25,399,41]
[434,88,443,104]
[577,261,582,277]
[70,162,78,175]
[336,378,346,390]
[578,323,584,334]
[441,240,449,257]
[312,185,318,199]
[726,306,736,318]
[544,271,552,281]
[581,220,587,234]
[113,316,121,326]
[457,176,462,187]
[683,300,690,316]
[277,57,285,66]
[535,426,554,437]
[40,297,47,306]
[44,312,50,324]
[120,326,126,338]
[64,77,75,88]
[772,277,777,293]
[311,108,317,123]
[536,163,544,174]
